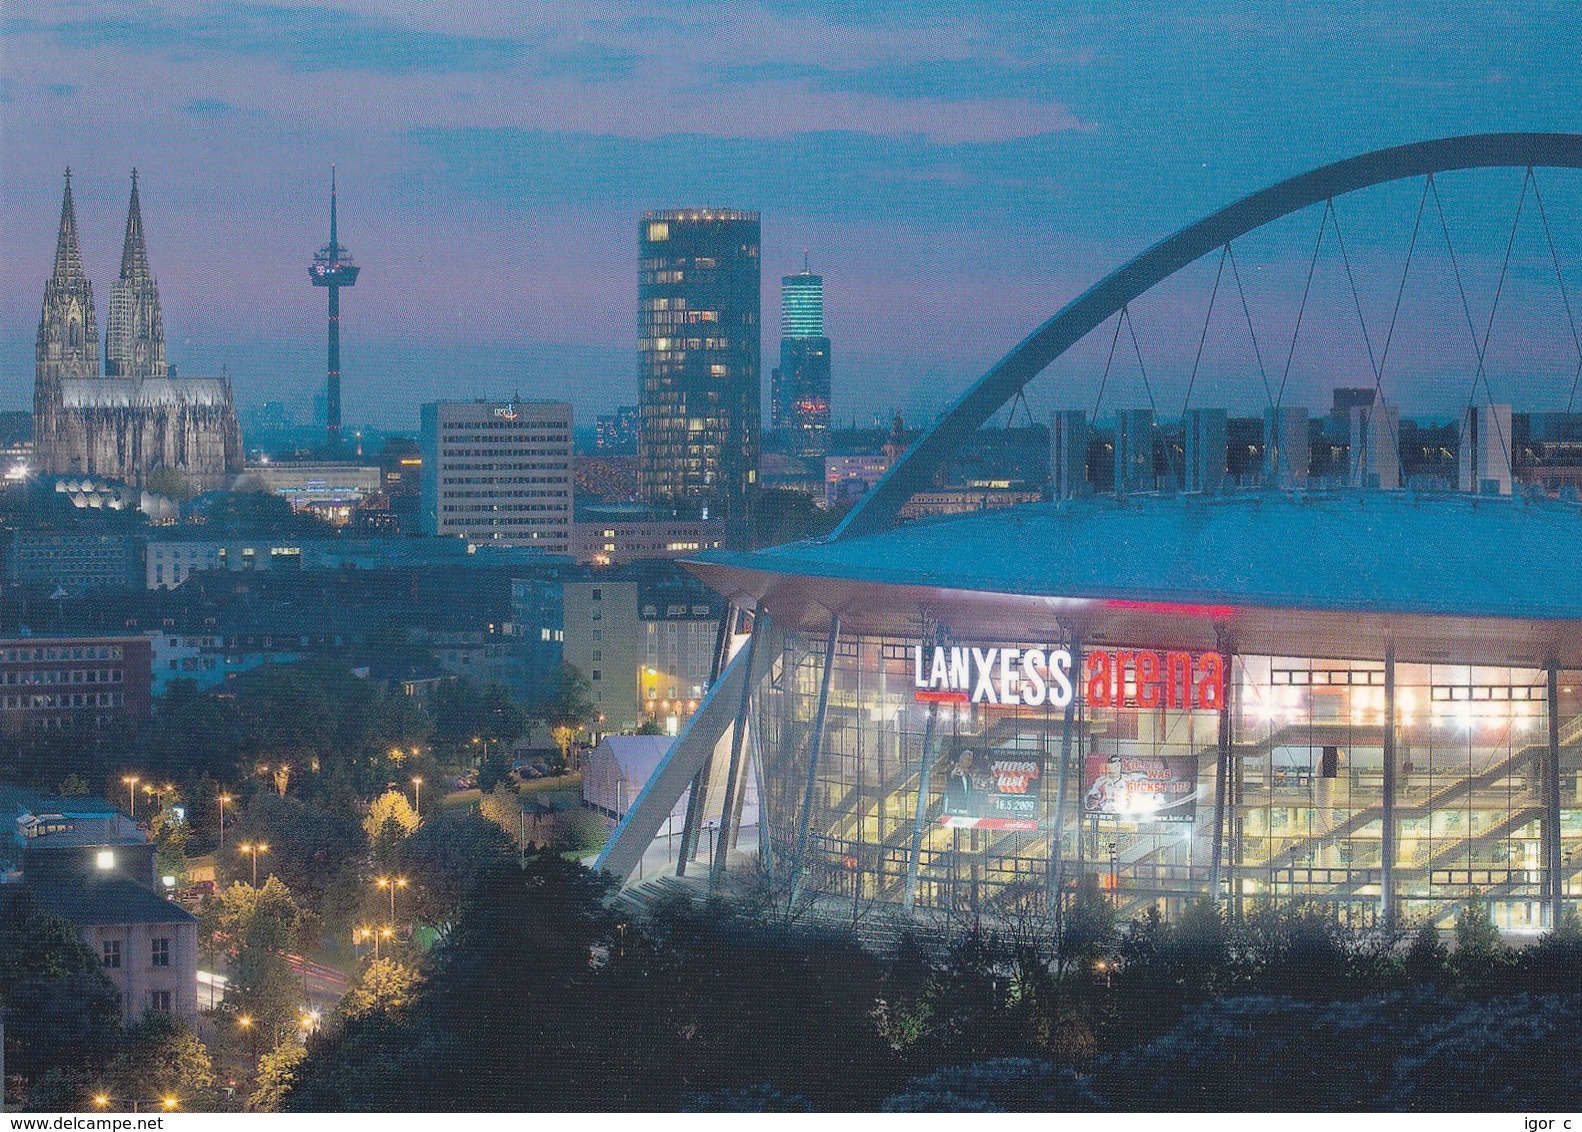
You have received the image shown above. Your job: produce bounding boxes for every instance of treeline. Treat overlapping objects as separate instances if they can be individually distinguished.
[277,857,1582,1112]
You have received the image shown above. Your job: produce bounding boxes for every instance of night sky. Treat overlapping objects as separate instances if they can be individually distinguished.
[3,2,1580,433]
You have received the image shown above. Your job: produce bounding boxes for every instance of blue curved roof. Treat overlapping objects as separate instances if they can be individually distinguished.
[694,491,1582,624]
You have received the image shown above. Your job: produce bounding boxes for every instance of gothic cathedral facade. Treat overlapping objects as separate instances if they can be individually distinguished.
[34,170,242,494]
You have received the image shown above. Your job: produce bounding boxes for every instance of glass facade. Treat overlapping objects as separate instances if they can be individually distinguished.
[756,628,1582,929]
[638,210,760,534]
[772,270,831,459]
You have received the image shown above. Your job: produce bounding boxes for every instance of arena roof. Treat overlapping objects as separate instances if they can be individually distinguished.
[686,491,1582,668]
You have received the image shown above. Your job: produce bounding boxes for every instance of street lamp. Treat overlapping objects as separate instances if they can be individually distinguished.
[121,775,140,819]
[217,792,233,850]
[410,776,423,818]
[376,875,409,924]
[238,842,270,887]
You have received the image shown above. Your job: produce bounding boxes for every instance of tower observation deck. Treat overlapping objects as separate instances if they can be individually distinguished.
[309,166,359,451]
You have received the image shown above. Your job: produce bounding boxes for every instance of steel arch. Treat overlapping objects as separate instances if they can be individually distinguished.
[833,132,1582,542]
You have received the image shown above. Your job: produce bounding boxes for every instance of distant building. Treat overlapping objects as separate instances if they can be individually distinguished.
[145,538,303,590]
[561,563,723,735]
[1350,403,1401,490]
[1113,409,1156,494]
[595,406,640,454]
[772,267,832,459]
[1264,406,1310,488]
[7,531,140,593]
[898,487,1044,519]
[823,454,889,509]
[572,505,726,565]
[246,461,382,525]
[0,636,152,730]
[1183,408,1227,493]
[637,209,761,537]
[3,791,198,1024]
[420,400,574,552]
[1050,410,1089,500]
[564,576,641,734]
[1459,403,1514,495]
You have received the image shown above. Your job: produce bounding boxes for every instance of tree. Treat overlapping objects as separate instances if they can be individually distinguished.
[430,678,526,761]
[225,792,363,909]
[336,958,420,1023]
[0,889,122,1106]
[362,790,421,842]
[110,1013,218,1111]
[145,466,196,502]
[209,878,313,1047]
[538,663,596,769]
[1450,895,1505,985]
[248,1040,307,1111]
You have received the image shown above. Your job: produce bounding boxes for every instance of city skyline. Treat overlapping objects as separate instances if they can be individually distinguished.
[4,4,1582,432]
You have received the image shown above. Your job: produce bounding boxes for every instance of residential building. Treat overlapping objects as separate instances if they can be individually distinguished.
[0,636,152,730]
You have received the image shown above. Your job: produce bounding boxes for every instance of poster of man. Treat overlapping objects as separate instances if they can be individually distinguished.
[1084,753,1198,822]
[940,747,1042,830]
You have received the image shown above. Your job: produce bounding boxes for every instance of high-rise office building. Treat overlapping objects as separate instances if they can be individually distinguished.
[772,266,832,458]
[419,399,574,551]
[637,210,761,534]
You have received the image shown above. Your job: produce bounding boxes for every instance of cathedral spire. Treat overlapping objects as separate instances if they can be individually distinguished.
[119,167,152,281]
[52,167,87,284]
[105,169,166,378]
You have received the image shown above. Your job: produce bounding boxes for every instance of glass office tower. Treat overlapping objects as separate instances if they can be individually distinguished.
[638,210,761,538]
[773,269,832,459]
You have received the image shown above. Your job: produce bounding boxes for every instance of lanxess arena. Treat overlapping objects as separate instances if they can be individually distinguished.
[599,133,1582,930]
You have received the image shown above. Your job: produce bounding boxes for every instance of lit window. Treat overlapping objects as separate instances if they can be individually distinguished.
[647,221,669,242]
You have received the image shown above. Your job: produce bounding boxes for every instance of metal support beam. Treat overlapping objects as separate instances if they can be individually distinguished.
[834,133,1582,542]
[596,628,768,883]
[1209,637,1233,904]
[1049,638,1082,918]
[1547,663,1565,929]
[712,612,767,889]
[902,702,940,913]
[791,615,841,900]
[675,607,739,876]
[1382,646,1397,924]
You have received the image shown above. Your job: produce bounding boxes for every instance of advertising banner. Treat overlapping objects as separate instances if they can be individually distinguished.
[1083,753,1198,822]
[939,747,1043,830]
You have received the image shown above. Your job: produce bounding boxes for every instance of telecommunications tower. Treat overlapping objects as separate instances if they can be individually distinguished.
[309,166,359,451]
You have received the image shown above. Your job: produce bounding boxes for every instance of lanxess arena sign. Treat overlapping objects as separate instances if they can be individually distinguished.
[912,645,1224,711]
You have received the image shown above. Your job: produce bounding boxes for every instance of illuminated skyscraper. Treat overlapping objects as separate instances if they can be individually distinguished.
[637,210,760,536]
[771,263,832,459]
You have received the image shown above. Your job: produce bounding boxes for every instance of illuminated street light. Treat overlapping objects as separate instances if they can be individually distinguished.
[411,776,423,817]
[121,775,140,819]
[376,875,409,923]
[238,842,270,887]
[218,792,233,850]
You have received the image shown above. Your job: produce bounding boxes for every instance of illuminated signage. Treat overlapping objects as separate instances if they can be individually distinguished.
[913,645,1224,711]
[494,405,519,420]
[913,646,1074,708]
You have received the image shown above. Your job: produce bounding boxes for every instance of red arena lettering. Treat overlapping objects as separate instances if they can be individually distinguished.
[1085,650,1113,707]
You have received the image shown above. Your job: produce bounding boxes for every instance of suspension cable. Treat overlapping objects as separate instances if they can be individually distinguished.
[1180,245,1228,419]
[1123,306,1183,488]
[1329,196,1402,474]
[1529,171,1582,413]
[1225,241,1275,412]
[1276,199,1331,410]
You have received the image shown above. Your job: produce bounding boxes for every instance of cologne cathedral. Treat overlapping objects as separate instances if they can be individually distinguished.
[33,169,242,494]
